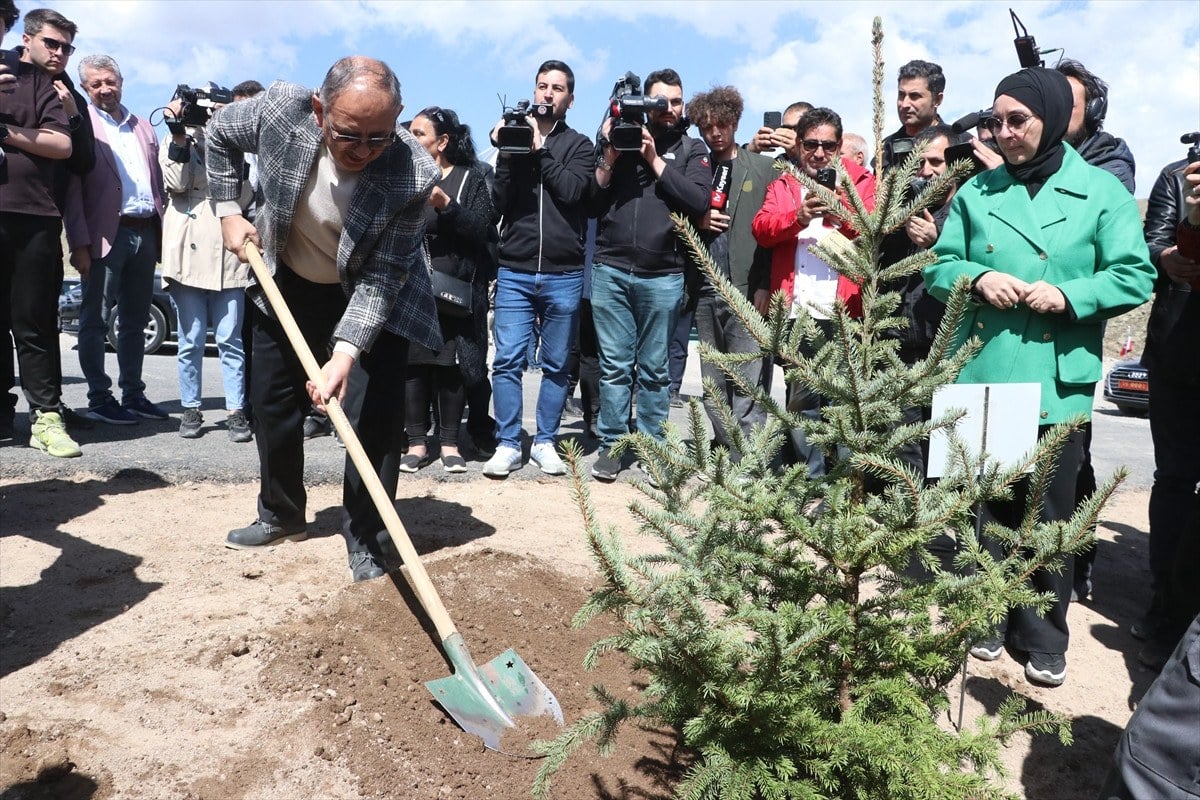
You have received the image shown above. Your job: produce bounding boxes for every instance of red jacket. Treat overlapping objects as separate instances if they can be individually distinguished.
[751,157,876,318]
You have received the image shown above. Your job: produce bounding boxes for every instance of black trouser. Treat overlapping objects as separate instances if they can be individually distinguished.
[668,299,695,395]
[566,298,601,427]
[1147,376,1200,638]
[694,292,772,462]
[405,363,465,448]
[981,427,1086,656]
[249,266,408,558]
[0,213,64,416]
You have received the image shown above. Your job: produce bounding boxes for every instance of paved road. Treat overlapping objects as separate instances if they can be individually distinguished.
[1,335,1154,493]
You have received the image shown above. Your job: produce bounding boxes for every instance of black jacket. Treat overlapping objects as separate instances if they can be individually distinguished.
[1142,158,1198,383]
[878,198,952,362]
[1075,131,1136,194]
[492,119,593,273]
[590,126,710,274]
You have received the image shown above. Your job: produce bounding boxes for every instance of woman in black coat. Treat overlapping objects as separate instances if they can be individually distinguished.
[402,107,496,472]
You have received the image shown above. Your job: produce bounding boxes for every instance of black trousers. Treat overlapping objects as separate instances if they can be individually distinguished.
[566,298,601,426]
[405,363,465,447]
[1,213,64,415]
[249,266,407,558]
[981,427,1086,656]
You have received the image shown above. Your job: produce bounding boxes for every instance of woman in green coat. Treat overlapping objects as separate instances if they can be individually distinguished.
[924,67,1154,687]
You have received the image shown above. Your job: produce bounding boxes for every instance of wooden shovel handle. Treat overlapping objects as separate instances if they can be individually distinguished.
[244,242,458,641]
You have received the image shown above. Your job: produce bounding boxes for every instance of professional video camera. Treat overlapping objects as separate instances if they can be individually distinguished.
[606,71,667,152]
[169,82,234,129]
[494,99,554,154]
[1183,132,1200,164]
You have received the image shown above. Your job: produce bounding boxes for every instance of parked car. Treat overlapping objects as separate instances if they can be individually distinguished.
[59,276,177,355]
[1103,357,1150,416]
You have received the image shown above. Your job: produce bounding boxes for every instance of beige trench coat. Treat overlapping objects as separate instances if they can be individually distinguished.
[159,132,252,291]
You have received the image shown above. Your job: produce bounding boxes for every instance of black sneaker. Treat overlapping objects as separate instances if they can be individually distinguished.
[349,551,386,583]
[969,637,1004,662]
[87,397,139,425]
[303,412,331,439]
[122,395,169,420]
[669,391,684,408]
[227,410,252,443]
[179,407,203,439]
[59,405,95,430]
[562,397,584,418]
[1025,652,1066,687]
[225,519,307,550]
[0,411,13,443]
[591,448,621,482]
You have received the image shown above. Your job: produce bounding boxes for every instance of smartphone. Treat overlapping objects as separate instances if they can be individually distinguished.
[763,111,782,129]
[0,48,20,74]
[815,167,837,190]
[944,141,985,176]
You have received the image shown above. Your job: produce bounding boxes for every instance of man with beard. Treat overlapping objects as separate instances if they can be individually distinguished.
[589,68,710,481]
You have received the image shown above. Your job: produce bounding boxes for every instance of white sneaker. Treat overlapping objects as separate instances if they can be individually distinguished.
[482,445,522,477]
[530,442,566,475]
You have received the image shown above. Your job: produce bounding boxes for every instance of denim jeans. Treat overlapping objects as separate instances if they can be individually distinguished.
[78,225,158,407]
[171,283,246,410]
[591,263,684,447]
[491,267,583,448]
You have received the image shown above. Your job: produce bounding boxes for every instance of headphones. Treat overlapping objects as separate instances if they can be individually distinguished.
[1084,90,1108,134]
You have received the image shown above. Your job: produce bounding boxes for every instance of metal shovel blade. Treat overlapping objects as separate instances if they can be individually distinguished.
[425,633,564,752]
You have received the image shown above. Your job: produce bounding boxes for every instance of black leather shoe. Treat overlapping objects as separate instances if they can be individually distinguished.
[349,551,386,582]
[225,520,307,550]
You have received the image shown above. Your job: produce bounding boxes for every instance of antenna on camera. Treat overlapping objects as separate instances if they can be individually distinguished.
[1010,9,1042,68]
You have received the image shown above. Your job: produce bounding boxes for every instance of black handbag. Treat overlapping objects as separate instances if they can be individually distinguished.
[431,270,472,317]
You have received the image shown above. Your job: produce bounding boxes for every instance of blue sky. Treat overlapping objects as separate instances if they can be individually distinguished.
[9,0,1199,197]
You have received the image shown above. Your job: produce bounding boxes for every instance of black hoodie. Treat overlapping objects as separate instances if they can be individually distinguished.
[492,118,593,273]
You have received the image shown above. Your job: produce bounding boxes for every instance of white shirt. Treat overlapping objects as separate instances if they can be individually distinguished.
[791,195,840,320]
[93,105,156,217]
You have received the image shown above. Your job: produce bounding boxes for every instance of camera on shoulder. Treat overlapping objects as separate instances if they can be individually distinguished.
[606,72,667,152]
[167,82,234,134]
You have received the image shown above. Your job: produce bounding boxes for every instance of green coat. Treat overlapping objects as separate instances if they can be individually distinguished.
[924,146,1154,425]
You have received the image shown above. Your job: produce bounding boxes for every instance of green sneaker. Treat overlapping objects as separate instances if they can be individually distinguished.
[30,411,83,458]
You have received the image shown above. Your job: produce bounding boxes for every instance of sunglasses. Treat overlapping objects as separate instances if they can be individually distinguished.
[982,112,1035,136]
[327,127,398,151]
[800,139,839,153]
[39,35,76,55]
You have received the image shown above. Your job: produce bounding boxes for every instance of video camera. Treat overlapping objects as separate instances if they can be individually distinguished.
[606,72,668,152]
[1183,132,1200,164]
[494,99,554,153]
[169,83,234,131]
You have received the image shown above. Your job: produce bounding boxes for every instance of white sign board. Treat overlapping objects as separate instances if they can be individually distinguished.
[927,383,1041,478]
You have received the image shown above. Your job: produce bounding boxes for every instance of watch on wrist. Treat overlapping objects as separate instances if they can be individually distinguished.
[595,152,613,172]
[0,123,10,143]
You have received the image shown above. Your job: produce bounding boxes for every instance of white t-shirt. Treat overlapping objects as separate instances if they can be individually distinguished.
[791,202,840,320]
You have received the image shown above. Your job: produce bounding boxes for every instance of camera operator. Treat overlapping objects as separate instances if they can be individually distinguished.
[881,60,945,171]
[482,60,593,478]
[1056,58,1135,193]
[0,3,77,455]
[589,68,710,482]
[1131,150,1200,671]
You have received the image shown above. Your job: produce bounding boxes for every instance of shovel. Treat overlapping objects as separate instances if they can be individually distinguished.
[244,242,563,752]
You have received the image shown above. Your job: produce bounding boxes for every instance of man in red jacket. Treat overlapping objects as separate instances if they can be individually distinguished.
[751,107,875,474]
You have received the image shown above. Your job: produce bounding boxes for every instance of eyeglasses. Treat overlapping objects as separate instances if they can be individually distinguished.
[39,36,76,55]
[800,139,839,153]
[327,127,398,151]
[982,112,1035,136]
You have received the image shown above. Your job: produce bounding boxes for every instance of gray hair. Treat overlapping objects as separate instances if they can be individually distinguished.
[319,56,401,108]
[78,54,121,83]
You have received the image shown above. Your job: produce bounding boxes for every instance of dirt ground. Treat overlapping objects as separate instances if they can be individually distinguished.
[0,470,1161,800]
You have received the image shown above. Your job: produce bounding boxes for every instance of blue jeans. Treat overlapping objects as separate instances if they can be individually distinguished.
[491,267,582,448]
[171,283,246,410]
[591,263,684,447]
[78,225,158,407]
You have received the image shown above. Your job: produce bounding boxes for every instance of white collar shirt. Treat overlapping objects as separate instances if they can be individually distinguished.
[94,105,157,217]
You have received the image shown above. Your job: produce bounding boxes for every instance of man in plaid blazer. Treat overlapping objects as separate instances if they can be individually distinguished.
[206,56,440,582]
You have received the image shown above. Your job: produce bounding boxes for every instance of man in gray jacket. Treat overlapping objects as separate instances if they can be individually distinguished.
[206,56,440,582]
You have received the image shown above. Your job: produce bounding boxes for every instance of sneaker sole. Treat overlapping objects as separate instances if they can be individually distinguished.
[969,644,1003,661]
[125,410,169,420]
[30,437,83,458]
[224,532,308,550]
[87,411,138,425]
[1025,663,1066,686]
[531,458,566,476]
[482,465,520,477]
[179,429,202,439]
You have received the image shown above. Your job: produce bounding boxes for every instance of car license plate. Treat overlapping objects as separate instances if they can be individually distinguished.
[1117,379,1148,392]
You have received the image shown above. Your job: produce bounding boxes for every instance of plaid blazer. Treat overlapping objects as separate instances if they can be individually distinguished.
[205,80,441,352]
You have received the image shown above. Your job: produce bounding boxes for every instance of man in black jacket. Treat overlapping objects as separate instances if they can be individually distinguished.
[880,60,945,171]
[483,60,593,478]
[590,68,710,481]
[1132,155,1200,670]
